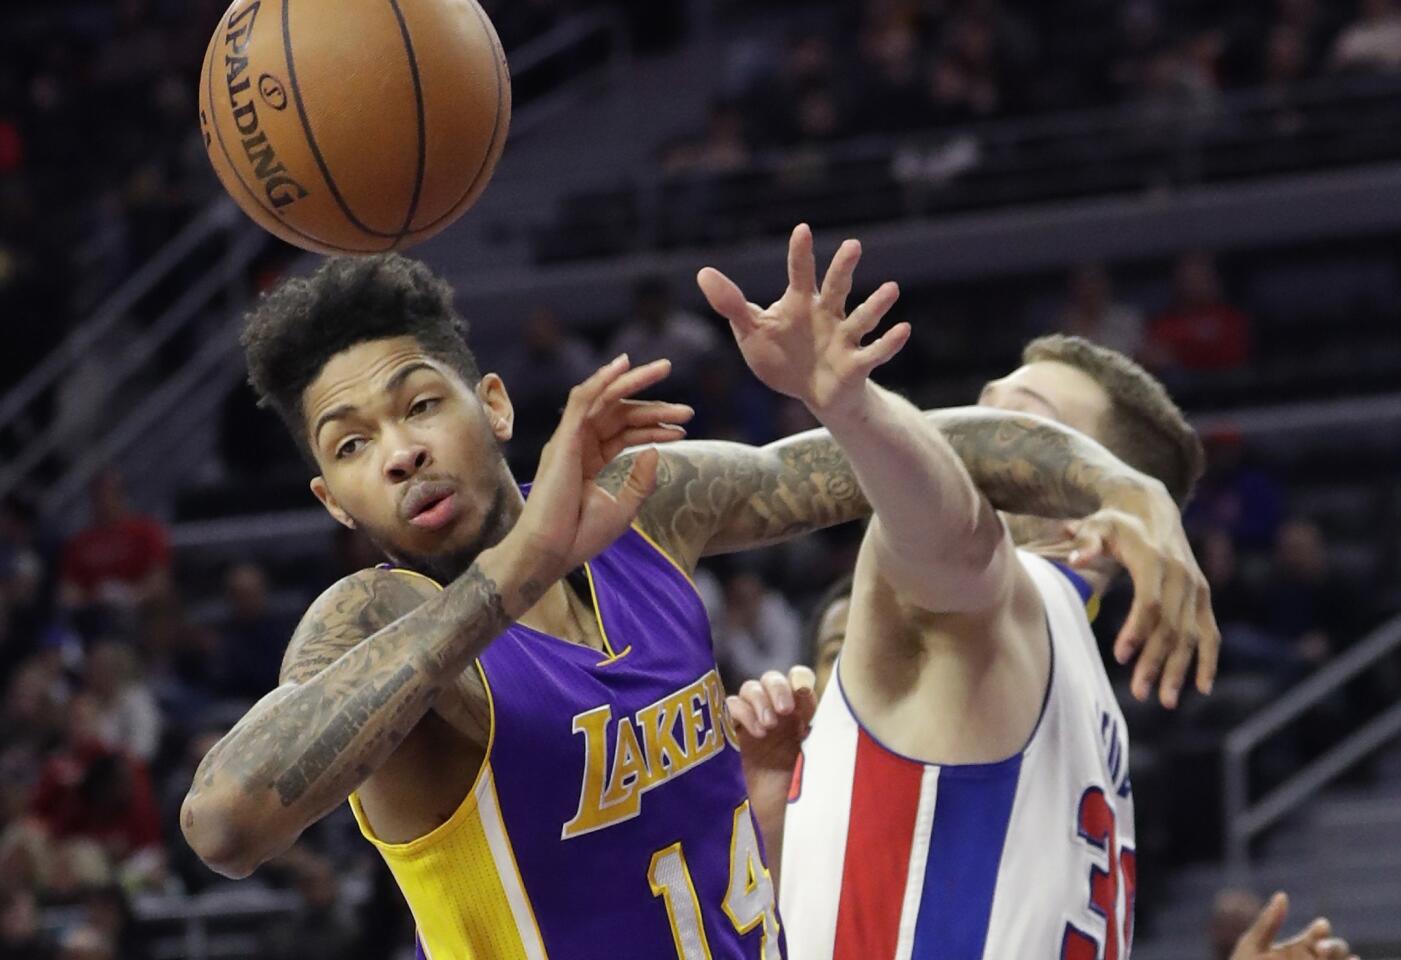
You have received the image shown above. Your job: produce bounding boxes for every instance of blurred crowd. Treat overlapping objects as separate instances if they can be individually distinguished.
[665,0,1401,176]
[10,230,1391,949]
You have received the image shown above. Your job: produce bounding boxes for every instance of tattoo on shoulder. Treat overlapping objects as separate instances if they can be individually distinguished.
[280,570,435,684]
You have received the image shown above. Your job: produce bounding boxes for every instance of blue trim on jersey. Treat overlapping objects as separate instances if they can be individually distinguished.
[1048,560,1094,605]
[909,754,1023,959]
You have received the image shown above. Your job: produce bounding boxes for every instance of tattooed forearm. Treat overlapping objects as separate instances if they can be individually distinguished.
[931,408,1144,519]
[183,557,521,876]
[607,406,1149,570]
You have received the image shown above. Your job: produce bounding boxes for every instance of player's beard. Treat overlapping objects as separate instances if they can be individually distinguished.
[359,479,516,585]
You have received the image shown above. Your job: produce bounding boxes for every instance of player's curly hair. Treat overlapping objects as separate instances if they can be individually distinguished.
[242,254,481,462]
[1022,334,1205,506]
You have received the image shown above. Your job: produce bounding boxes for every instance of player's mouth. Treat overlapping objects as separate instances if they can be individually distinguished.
[401,481,461,531]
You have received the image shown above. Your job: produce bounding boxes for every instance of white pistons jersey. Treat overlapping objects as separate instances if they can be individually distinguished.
[780,551,1136,960]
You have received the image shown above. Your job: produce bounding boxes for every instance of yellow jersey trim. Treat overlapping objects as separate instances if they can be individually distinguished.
[479,767,549,955]
[581,560,623,661]
[629,522,703,596]
[596,644,634,667]
[351,568,498,858]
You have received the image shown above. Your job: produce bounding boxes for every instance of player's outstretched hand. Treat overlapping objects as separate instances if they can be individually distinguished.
[697,223,910,415]
[728,666,818,807]
[1063,499,1220,709]
[514,355,692,581]
[1230,893,1359,960]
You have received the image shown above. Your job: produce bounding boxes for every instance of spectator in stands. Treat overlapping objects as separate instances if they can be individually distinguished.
[711,568,802,691]
[1331,0,1401,73]
[494,306,599,472]
[1145,251,1253,372]
[82,642,161,764]
[0,887,53,960]
[54,925,113,960]
[59,468,171,623]
[1186,431,1285,552]
[81,886,144,960]
[684,101,753,176]
[215,562,293,702]
[1257,518,1366,667]
[270,847,362,960]
[135,593,219,722]
[855,20,929,134]
[1212,889,1263,960]
[607,276,719,396]
[30,694,163,872]
[1055,263,1146,357]
[1261,24,1312,134]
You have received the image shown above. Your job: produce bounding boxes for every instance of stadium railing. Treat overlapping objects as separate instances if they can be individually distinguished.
[1223,611,1401,880]
[527,72,1401,262]
[0,7,633,525]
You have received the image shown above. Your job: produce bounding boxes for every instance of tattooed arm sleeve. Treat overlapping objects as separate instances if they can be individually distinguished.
[181,552,540,879]
[606,406,1150,571]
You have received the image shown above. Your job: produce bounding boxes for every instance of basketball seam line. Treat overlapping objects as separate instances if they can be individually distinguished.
[282,0,403,247]
[397,0,508,236]
[387,0,427,243]
[205,6,364,254]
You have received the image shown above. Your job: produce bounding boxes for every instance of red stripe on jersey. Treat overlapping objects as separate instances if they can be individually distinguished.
[833,729,923,960]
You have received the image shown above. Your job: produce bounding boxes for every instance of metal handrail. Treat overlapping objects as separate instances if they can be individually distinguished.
[0,198,237,429]
[1223,612,1401,878]
[38,230,264,517]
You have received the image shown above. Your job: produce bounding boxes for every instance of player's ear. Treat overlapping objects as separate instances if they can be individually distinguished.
[477,373,514,442]
[310,476,356,529]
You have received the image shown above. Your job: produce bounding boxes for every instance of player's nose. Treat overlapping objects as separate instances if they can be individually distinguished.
[384,443,432,483]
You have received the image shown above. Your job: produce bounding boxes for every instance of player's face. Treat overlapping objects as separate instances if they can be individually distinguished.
[977,360,1111,439]
[978,361,1113,549]
[812,597,851,700]
[303,336,519,580]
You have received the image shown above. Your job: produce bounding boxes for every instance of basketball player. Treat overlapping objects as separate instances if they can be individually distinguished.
[696,232,1222,958]
[181,250,1206,959]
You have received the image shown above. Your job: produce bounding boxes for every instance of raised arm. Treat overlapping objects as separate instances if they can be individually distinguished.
[182,357,683,877]
[614,404,1153,571]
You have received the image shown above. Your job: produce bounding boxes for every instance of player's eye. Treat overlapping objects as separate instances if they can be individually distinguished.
[335,437,367,460]
[408,397,440,418]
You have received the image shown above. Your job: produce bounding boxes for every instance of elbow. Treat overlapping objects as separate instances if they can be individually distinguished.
[180,790,278,880]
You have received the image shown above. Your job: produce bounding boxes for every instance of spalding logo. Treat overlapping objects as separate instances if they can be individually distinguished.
[221,2,309,212]
[257,73,288,111]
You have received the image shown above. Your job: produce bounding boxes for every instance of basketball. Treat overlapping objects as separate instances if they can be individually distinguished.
[197,0,511,254]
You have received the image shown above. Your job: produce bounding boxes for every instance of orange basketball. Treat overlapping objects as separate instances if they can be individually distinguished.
[198,0,510,254]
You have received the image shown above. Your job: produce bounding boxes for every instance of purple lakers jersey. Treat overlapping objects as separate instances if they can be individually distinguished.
[349,525,784,960]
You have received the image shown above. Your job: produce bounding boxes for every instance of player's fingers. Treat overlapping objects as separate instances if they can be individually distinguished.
[726,694,764,739]
[593,358,674,413]
[1240,892,1290,950]
[790,666,818,730]
[740,679,778,727]
[603,425,686,458]
[594,399,693,441]
[819,238,861,313]
[697,267,761,335]
[760,670,796,715]
[620,400,696,428]
[1112,528,1163,666]
[787,223,818,294]
[608,446,659,518]
[789,664,817,692]
[1195,582,1221,695]
[564,354,632,421]
[1066,519,1107,568]
[844,281,901,338]
[855,320,911,375]
[1155,562,1195,709]
[1301,918,1332,943]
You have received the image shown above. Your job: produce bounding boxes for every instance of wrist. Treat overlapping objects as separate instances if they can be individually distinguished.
[477,533,560,620]
[806,379,876,425]
[1101,475,1173,527]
